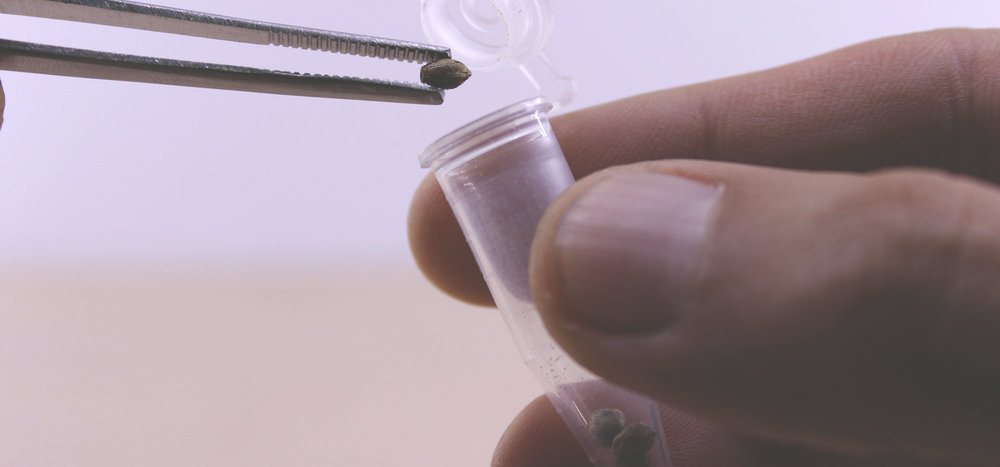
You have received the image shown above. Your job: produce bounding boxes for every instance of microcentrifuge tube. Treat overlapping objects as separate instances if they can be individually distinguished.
[419,98,671,467]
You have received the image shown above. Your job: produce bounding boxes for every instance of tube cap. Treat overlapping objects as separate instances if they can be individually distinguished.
[421,0,577,109]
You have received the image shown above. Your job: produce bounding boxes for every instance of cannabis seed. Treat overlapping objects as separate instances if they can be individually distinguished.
[589,408,626,448]
[420,58,471,89]
[612,421,656,467]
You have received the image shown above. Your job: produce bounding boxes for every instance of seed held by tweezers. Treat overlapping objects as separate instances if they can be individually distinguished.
[420,58,471,89]
[589,408,626,448]
[612,421,657,467]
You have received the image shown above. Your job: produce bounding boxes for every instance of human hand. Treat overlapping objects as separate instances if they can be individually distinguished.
[409,30,1000,467]
[408,29,1000,466]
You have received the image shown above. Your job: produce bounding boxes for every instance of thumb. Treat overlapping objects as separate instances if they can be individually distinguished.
[530,160,1000,462]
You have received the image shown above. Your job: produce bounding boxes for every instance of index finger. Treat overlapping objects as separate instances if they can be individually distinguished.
[408,28,1000,306]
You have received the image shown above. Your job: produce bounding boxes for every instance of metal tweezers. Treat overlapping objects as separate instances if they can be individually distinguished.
[0,0,451,104]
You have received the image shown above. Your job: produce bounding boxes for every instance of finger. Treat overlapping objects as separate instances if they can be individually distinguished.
[491,396,594,467]
[555,28,1000,180]
[408,173,495,306]
[495,396,941,467]
[530,160,1000,463]
[1,78,5,130]
[408,28,1000,305]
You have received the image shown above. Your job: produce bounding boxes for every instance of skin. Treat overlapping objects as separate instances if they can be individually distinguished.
[408,29,1000,466]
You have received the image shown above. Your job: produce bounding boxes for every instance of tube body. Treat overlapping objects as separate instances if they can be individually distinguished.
[420,98,670,467]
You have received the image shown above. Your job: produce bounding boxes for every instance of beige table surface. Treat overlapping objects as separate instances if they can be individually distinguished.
[1,263,538,466]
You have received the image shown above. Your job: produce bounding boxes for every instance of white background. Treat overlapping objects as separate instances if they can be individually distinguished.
[1,1,998,465]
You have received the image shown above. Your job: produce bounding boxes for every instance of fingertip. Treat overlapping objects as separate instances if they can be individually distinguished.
[529,161,726,372]
[407,172,495,307]
[530,165,627,348]
[527,168,574,338]
[492,396,592,467]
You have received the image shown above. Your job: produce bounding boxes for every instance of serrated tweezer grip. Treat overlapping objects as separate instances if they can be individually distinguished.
[0,0,451,104]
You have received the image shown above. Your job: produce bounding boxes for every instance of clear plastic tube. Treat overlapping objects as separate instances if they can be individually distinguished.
[420,98,671,467]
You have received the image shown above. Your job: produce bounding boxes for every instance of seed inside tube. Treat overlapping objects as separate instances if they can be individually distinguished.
[612,422,657,467]
[589,408,626,448]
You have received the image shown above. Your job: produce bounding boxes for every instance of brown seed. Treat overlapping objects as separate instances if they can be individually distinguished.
[612,422,656,467]
[589,408,626,448]
[420,58,471,89]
